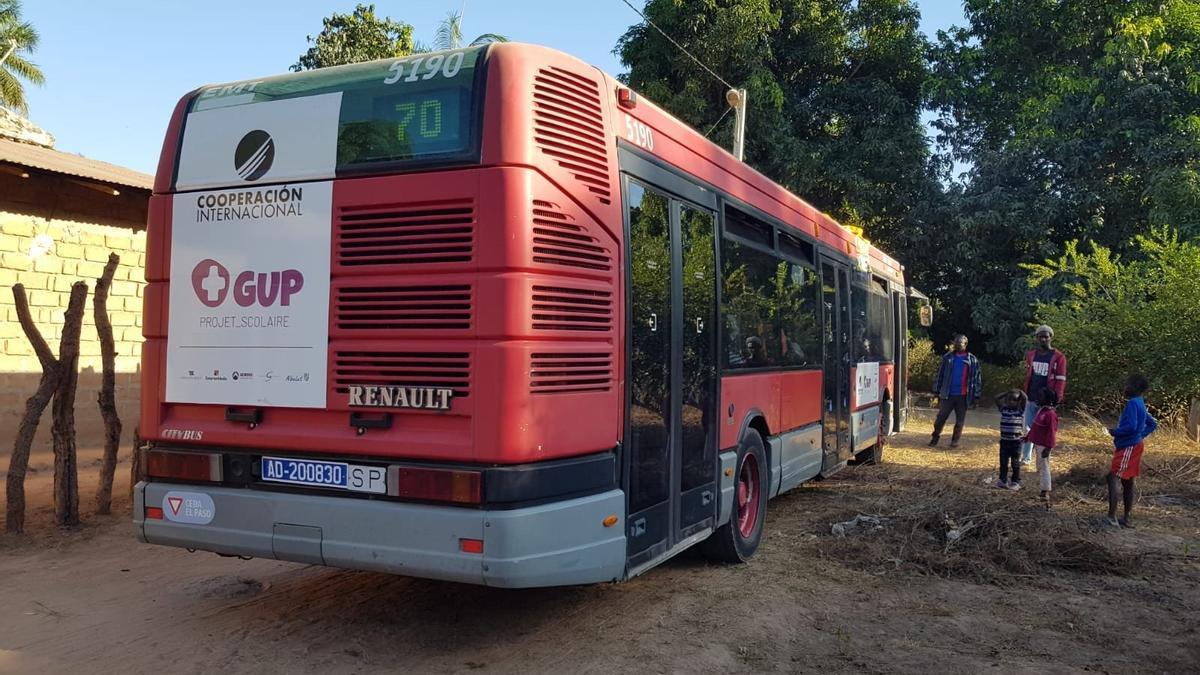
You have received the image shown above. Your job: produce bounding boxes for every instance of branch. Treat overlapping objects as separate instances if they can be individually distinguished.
[12,284,56,370]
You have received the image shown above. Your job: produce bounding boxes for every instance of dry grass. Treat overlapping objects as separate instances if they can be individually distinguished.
[817,410,1199,584]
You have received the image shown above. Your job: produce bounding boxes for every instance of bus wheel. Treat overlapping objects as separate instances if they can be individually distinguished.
[702,430,767,563]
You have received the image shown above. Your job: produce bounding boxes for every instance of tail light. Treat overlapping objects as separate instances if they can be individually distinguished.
[146,450,223,482]
[390,467,481,504]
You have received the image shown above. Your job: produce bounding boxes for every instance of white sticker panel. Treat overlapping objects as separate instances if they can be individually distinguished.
[175,93,342,191]
[855,361,880,407]
[165,182,332,408]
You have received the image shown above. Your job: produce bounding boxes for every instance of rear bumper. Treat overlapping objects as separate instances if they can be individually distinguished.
[134,482,626,588]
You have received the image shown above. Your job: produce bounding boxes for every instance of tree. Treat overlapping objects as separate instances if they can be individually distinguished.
[430,10,507,51]
[0,0,44,113]
[617,0,936,285]
[926,0,1200,354]
[292,3,414,71]
[1025,228,1200,420]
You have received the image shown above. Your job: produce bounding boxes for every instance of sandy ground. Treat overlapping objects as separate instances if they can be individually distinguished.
[2,415,1198,674]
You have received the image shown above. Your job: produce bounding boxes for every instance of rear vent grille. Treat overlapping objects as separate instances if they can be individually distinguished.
[532,199,613,271]
[336,285,472,331]
[336,200,474,267]
[532,67,611,205]
[532,285,613,332]
[333,351,470,398]
[530,353,613,394]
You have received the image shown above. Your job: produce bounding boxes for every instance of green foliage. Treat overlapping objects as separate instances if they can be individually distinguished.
[907,336,937,393]
[292,4,414,71]
[926,0,1200,354]
[617,0,936,260]
[0,0,44,113]
[978,361,1024,402]
[1026,228,1200,420]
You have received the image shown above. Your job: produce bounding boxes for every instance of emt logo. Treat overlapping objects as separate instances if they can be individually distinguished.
[234,129,275,181]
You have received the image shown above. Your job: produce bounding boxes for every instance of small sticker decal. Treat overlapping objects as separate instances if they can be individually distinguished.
[162,491,216,525]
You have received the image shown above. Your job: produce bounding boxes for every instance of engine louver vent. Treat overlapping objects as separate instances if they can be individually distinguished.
[336,285,472,331]
[531,285,613,332]
[333,351,471,398]
[530,352,613,394]
[532,67,611,205]
[336,199,475,267]
[532,199,613,271]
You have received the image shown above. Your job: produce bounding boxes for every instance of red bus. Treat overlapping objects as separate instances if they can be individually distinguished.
[135,43,912,587]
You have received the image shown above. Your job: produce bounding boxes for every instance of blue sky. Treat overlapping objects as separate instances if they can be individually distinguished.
[20,1,966,175]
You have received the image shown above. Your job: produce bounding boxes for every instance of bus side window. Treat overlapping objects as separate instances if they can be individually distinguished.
[720,236,779,369]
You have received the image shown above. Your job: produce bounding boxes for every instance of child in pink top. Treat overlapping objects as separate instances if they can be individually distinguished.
[1024,388,1060,507]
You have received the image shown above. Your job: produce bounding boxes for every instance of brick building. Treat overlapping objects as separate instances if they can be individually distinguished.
[0,121,152,452]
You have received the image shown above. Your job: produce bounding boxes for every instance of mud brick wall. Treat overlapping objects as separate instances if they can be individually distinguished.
[0,211,145,452]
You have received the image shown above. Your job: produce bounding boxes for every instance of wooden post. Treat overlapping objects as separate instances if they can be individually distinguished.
[51,282,88,528]
[94,253,122,514]
[5,285,62,535]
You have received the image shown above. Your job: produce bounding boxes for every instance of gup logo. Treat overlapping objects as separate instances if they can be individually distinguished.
[191,259,304,308]
[234,129,275,181]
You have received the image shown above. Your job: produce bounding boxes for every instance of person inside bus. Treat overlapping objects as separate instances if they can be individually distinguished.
[779,328,807,365]
[744,336,770,367]
[857,336,881,362]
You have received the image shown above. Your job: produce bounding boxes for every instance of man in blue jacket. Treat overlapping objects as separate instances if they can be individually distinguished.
[928,334,982,447]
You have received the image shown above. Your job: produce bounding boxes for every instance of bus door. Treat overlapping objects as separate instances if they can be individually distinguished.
[892,289,908,432]
[820,258,853,470]
[622,168,718,569]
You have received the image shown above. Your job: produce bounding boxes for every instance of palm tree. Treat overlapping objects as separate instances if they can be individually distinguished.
[0,0,44,113]
[431,10,506,51]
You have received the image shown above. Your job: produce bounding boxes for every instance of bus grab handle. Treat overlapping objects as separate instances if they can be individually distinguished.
[350,412,393,435]
[225,406,263,427]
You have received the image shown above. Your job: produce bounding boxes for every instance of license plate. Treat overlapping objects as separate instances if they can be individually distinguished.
[260,456,387,494]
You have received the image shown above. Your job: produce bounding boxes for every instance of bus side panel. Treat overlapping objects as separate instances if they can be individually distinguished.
[719,373,781,450]
[779,370,822,430]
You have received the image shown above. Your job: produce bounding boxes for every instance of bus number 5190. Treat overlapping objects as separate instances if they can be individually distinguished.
[624,114,654,151]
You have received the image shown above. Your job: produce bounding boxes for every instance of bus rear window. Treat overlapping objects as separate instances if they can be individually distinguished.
[190,46,486,175]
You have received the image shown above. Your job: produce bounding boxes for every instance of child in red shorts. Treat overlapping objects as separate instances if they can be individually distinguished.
[1106,374,1158,528]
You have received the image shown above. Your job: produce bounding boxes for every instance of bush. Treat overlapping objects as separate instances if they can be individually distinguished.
[1025,228,1200,421]
[979,361,1024,401]
[908,336,938,393]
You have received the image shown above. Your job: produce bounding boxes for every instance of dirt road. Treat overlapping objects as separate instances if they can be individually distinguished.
[2,419,1198,674]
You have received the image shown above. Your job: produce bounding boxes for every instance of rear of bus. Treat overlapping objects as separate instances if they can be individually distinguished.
[134,44,630,587]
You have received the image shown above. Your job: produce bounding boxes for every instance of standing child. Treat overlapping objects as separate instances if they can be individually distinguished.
[1023,388,1059,507]
[1106,374,1158,528]
[995,389,1029,490]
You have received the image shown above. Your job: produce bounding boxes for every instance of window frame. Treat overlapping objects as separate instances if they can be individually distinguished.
[719,202,823,375]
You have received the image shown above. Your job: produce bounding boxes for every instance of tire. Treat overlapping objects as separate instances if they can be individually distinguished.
[701,429,768,563]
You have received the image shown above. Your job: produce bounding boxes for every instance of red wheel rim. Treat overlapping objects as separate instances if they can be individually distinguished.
[736,453,761,539]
